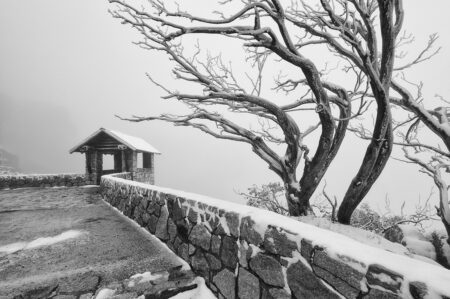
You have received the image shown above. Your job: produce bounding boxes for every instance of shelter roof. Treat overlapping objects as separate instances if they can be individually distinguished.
[69,128,161,154]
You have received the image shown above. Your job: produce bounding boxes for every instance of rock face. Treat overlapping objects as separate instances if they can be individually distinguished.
[99,173,450,299]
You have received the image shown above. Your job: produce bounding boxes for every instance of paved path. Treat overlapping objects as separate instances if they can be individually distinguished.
[0,187,195,298]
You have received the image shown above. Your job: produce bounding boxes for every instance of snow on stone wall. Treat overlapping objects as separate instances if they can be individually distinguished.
[0,173,94,189]
[100,173,450,299]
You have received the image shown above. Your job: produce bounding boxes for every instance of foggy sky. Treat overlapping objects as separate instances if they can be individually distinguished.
[1,1,450,212]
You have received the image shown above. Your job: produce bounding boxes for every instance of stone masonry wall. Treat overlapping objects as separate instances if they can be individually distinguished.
[0,174,94,190]
[100,174,450,299]
[134,168,155,185]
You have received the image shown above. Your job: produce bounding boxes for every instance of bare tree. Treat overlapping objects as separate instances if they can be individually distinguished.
[352,31,450,239]
[390,31,450,243]
[240,182,289,215]
[109,0,403,218]
[400,137,450,244]
[239,181,339,221]
[355,98,450,243]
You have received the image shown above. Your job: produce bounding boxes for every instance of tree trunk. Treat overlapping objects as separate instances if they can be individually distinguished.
[298,102,350,211]
[285,181,311,216]
[337,0,400,224]
[338,122,393,224]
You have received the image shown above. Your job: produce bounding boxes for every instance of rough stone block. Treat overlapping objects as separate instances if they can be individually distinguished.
[189,224,211,251]
[148,215,159,234]
[300,239,314,260]
[240,216,263,246]
[225,212,240,238]
[208,216,220,232]
[409,281,428,299]
[366,264,403,294]
[287,261,340,299]
[211,235,221,256]
[365,288,400,298]
[155,205,169,241]
[188,244,196,256]
[173,237,182,252]
[263,226,298,257]
[221,236,239,270]
[191,250,209,277]
[188,208,199,223]
[238,240,248,268]
[213,269,236,299]
[172,199,186,221]
[206,253,222,271]
[249,253,284,287]
[312,250,364,298]
[262,288,291,299]
[215,222,229,236]
[238,267,259,299]
[147,201,161,217]
[141,212,151,227]
[157,193,166,205]
[168,219,178,243]
[176,218,190,242]
[178,243,189,262]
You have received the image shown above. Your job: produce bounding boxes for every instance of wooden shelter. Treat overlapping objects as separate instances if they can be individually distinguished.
[70,128,160,184]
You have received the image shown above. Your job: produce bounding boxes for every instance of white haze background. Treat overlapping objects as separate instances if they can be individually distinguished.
[1,1,449,214]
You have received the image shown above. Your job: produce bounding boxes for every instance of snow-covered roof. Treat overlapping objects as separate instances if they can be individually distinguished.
[69,128,161,154]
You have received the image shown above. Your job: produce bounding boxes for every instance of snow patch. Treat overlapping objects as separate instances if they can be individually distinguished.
[0,230,85,254]
[95,288,116,299]
[403,237,436,260]
[370,272,400,285]
[81,185,99,188]
[218,216,230,235]
[108,129,161,154]
[128,271,166,287]
[399,224,428,241]
[168,277,216,299]
[410,254,440,266]
[248,244,261,258]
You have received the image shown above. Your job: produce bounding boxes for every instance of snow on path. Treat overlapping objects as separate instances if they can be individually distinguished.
[0,230,85,254]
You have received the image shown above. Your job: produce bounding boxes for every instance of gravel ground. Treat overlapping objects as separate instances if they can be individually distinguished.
[0,186,186,298]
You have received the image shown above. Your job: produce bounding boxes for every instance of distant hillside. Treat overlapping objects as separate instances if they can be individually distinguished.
[0,147,19,175]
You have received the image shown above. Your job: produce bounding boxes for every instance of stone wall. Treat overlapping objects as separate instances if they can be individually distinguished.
[134,168,155,185]
[100,174,450,299]
[0,174,94,189]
